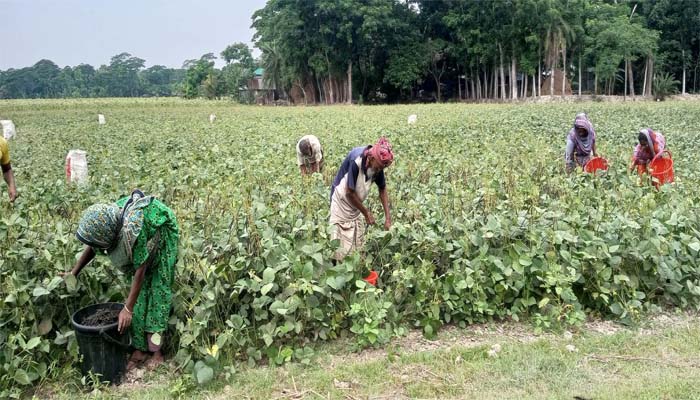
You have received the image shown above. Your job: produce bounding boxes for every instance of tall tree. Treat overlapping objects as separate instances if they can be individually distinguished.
[259,42,286,97]
[182,53,217,99]
[220,43,256,99]
[32,60,62,97]
[645,0,700,94]
[586,3,658,97]
[221,43,255,67]
[542,1,574,96]
[103,53,145,96]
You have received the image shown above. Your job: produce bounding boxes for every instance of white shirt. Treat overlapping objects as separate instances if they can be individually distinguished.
[296,135,323,166]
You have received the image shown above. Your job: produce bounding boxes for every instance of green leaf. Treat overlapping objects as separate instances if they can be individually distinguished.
[14,369,31,385]
[326,276,344,291]
[270,300,288,315]
[311,253,323,265]
[302,262,314,279]
[47,276,63,291]
[4,293,16,304]
[151,332,162,346]
[538,297,550,309]
[25,337,41,350]
[424,324,434,338]
[689,241,700,252]
[261,283,274,296]
[262,268,276,284]
[610,302,624,315]
[27,369,40,382]
[300,245,315,255]
[32,287,50,298]
[194,361,214,385]
[263,334,273,347]
[64,274,78,292]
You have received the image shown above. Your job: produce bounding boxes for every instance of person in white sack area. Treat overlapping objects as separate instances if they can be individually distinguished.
[297,135,324,175]
[0,136,18,202]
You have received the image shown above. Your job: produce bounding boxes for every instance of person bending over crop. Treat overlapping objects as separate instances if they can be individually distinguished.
[65,189,179,371]
[564,113,598,173]
[330,137,393,260]
[629,128,666,175]
[0,136,18,202]
[297,134,324,175]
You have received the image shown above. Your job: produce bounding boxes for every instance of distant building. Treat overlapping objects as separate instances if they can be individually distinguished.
[243,68,277,104]
[248,68,265,90]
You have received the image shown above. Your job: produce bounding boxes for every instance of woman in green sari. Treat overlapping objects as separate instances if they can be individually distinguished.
[65,190,179,370]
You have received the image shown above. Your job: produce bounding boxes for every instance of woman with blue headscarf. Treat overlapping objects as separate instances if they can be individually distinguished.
[565,113,598,173]
[64,190,179,370]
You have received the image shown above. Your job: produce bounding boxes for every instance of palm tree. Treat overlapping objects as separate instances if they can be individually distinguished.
[260,42,285,99]
[543,6,574,96]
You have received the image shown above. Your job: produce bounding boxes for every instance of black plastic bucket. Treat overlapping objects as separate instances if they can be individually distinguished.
[71,302,131,384]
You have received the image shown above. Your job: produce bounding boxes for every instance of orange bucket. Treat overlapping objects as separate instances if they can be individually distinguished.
[363,270,378,286]
[649,150,674,187]
[584,157,609,174]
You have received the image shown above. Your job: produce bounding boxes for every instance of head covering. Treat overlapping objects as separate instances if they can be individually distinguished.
[366,137,394,167]
[568,113,595,155]
[76,190,154,268]
[76,204,121,249]
[639,128,664,158]
[574,113,595,137]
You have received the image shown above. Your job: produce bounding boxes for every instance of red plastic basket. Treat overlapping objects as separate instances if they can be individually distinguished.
[583,156,609,174]
[363,270,378,286]
[649,150,674,187]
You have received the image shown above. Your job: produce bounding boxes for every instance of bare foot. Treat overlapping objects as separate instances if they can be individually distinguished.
[144,351,165,371]
[127,350,148,371]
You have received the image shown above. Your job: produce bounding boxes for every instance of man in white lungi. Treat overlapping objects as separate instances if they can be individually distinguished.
[329,137,393,260]
[297,135,324,175]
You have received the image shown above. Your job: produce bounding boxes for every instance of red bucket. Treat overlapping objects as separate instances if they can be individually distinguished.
[363,270,378,286]
[649,150,674,187]
[584,157,609,174]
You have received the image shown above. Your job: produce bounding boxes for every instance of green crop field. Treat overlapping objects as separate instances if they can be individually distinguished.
[1,98,700,397]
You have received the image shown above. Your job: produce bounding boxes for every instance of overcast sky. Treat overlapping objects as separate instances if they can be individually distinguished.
[0,0,269,70]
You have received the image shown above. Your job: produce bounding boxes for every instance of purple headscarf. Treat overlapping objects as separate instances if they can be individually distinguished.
[568,113,596,155]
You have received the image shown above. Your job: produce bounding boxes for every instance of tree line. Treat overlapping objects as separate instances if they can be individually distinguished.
[0,54,185,99]
[0,43,257,100]
[2,0,699,103]
[253,0,699,103]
